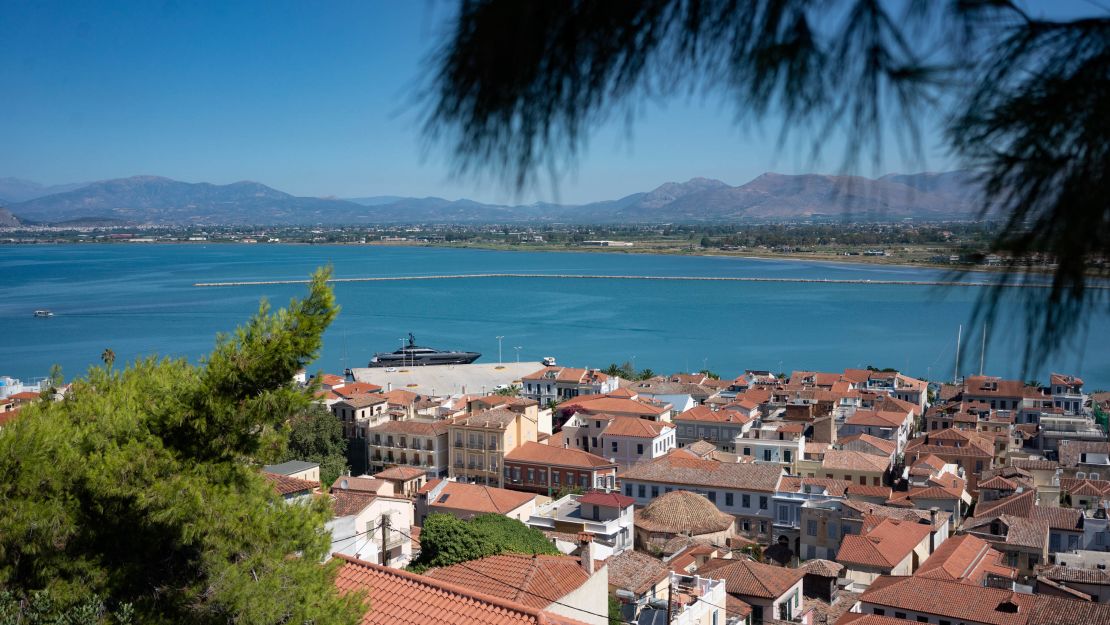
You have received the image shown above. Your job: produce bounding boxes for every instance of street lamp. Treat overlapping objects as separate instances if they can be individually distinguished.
[496,336,504,364]
[399,338,407,367]
[514,346,522,363]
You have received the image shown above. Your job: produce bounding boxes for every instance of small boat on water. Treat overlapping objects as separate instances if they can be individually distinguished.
[368,333,480,367]
[33,310,54,317]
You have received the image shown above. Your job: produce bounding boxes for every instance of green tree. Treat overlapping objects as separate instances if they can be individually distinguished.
[283,403,350,487]
[409,513,559,572]
[607,595,623,625]
[636,368,655,381]
[0,268,364,625]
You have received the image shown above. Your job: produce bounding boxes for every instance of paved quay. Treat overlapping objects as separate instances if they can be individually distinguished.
[350,361,545,396]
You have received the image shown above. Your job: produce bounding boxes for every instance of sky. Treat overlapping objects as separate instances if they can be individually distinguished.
[0,0,1100,205]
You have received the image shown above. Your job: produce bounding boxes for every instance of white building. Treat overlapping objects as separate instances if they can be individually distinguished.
[326,485,414,568]
[600,416,677,469]
[527,490,635,558]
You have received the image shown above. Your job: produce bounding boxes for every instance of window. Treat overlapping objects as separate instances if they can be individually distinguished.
[827,522,837,539]
[554,472,561,485]
[743,447,751,456]
[859,476,866,485]
[591,437,597,448]
[742,494,751,508]
[759,521,766,533]
[625,484,632,496]
[637,443,644,455]
[807,520,817,536]
[895,613,906,620]
[726,493,734,506]
[764,449,772,462]
[527,468,534,482]
[940,620,952,625]
[611,441,618,453]
[778,506,788,522]
[844,475,852,483]
[638,484,646,498]
[759,496,768,510]
[651,485,659,498]
[873,609,885,616]
[595,420,601,429]
[742,520,751,531]
[917,618,928,623]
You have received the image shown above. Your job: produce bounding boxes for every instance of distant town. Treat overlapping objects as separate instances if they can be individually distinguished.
[5,357,1109,625]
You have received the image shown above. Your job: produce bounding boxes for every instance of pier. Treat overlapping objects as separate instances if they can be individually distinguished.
[192,273,1093,289]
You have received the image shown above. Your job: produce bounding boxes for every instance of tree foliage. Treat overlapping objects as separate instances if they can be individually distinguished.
[283,403,350,487]
[424,0,1110,369]
[0,268,364,625]
[408,513,559,572]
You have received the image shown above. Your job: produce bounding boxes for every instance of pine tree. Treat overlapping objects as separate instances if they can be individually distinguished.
[0,268,365,625]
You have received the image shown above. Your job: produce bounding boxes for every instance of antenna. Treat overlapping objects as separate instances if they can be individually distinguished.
[953,325,962,384]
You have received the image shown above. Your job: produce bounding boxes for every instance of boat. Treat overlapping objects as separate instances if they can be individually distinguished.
[33,310,54,317]
[367,333,480,367]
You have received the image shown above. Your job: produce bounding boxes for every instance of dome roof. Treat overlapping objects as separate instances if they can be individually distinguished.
[634,490,734,535]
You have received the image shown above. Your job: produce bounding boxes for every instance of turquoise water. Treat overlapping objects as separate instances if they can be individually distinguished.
[1,244,1107,389]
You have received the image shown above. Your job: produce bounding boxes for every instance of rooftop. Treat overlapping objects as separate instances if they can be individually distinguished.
[505,442,615,469]
[423,553,591,610]
[634,490,735,535]
[262,460,319,475]
[618,449,783,492]
[421,479,535,515]
[697,557,804,600]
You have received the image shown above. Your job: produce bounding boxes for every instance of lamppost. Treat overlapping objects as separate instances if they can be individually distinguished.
[514,346,522,363]
[399,338,407,367]
[496,336,504,364]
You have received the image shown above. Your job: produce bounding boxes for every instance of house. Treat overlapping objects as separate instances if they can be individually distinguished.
[914,534,1017,586]
[855,575,1110,625]
[799,559,844,602]
[1049,373,1086,415]
[520,366,618,405]
[618,449,784,542]
[422,552,609,625]
[333,393,390,438]
[559,393,674,423]
[607,549,671,618]
[262,471,319,502]
[262,460,320,483]
[1035,565,1110,603]
[415,478,537,523]
[903,429,995,492]
[503,441,619,494]
[839,433,896,462]
[816,450,890,486]
[735,422,805,470]
[962,489,1086,571]
[447,407,538,486]
[373,465,428,497]
[633,490,738,550]
[839,408,914,454]
[365,419,450,477]
[332,554,594,625]
[672,405,755,451]
[697,557,805,624]
[798,500,949,562]
[327,486,414,568]
[599,416,676,469]
[526,490,635,557]
[836,516,936,587]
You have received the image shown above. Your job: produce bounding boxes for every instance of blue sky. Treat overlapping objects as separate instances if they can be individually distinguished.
[0,1,1099,204]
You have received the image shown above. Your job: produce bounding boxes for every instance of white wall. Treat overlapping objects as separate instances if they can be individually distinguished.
[547,564,609,625]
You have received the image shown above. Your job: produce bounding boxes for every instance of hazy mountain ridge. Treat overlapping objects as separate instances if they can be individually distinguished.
[4,171,983,225]
[0,207,20,227]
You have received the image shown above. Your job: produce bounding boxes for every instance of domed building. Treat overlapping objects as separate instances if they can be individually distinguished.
[634,490,737,549]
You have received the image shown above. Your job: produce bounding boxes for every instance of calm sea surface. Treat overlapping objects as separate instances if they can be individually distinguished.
[2,243,1108,389]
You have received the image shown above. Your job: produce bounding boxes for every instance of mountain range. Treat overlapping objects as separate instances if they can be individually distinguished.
[0,171,983,226]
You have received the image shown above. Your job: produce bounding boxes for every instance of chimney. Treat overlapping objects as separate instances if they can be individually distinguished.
[929,507,940,552]
[578,533,594,574]
[387,382,392,392]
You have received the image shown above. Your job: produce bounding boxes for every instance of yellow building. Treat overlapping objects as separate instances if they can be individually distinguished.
[448,405,539,487]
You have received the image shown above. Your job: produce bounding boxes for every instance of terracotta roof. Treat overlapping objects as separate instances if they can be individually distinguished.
[1058,440,1110,468]
[601,415,674,438]
[606,550,669,596]
[1060,477,1110,496]
[337,393,389,409]
[915,534,1015,584]
[262,471,319,496]
[697,558,803,600]
[979,475,1018,490]
[332,476,392,494]
[505,442,615,469]
[374,466,427,481]
[335,382,384,396]
[821,450,891,473]
[839,433,896,456]
[965,514,1048,550]
[1030,505,1083,531]
[423,554,590,610]
[1029,594,1110,625]
[778,476,851,497]
[840,500,950,528]
[836,615,921,625]
[331,490,377,517]
[859,576,1032,625]
[422,479,535,515]
[634,490,735,535]
[367,419,449,436]
[333,554,591,625]
[963,376,1027,399]
[845,410,909,427]
[618,449,783,492]
[1037,564,1110,586]
[1050,373,1084,387]
[686,440,718,457]
[836,517,933,568]
[799,559,844,577]
[1010,458,1059,471]
[577,490,635,508]
[675,405,752,423]
[726,596,753,619]
[972,490,1036,520]
[847,484,893,498]
[563,396,669,417]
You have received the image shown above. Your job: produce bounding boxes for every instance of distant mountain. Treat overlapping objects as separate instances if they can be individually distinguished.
[0,207,20,227]
[0,177,89,203]
[5,171,984,225]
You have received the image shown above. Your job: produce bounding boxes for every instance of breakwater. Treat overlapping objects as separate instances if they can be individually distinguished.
[192,273,1089,289]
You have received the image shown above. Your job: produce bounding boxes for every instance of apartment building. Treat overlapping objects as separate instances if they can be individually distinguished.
[365,419,450,477]
[520,366,618,405]
[447,407,538,487]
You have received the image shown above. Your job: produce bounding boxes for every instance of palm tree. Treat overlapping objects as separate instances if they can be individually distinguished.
[101,348,115,369]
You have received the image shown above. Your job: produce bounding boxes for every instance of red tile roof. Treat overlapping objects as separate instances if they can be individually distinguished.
[839,433,896,456]
[577,490,634,508]
[421,479,536,515]
[262,471,319,496]
[697,557,803,600]
[674,405,752,424]
[331,490,378,517]
[333,554,591,625]
[821,450,891,473]
[836,517,933,568]
[634,490,735,535]
[505,442,616,469]
[601,415,674,438]
[915,534,1015,585]
[618,449,783,492]
[606,550,669,596]
[374,466,427,481]
[423,554,590,610]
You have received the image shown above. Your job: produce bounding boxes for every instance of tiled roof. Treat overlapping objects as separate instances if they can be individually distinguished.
[963,376,1027,398]
[859,575,1033,625]
[1060,477,1110,496]
[338,393,389,409]
[821,450,891,473]
[577,490,635,508]
[262,471,319,496]
[452,408,520,429]
[965,514,1048,550]
[836,615,921,625]
[374,466,427,481]
[678,406,754,424]
[1028,594,1110,625]
[799,559,844,577]
[564,396,669,416]
[685,440,718,457]
[979,475,1018,490]
[915,534,1015,584]
[331,490,377,517]
[367,419,449,436]
[839,433,896,456]
[422,479,535,515]
[1030,505,1083,531]
[618,449,783,492]
[836,517,933,568]
[1010,458,1059,471]
[697,557,803,600]
[332,476,392,494]
[635,490,735,535]
[845,410,909,427]
[333,554,591,625]
[606,550,669,596]
[847,484,893,498]
[505,442,615,469]
[840,500,950,528]
[423,554,590,609]
[973,491,1036,520]
[1058,440,1110,467]
[778,476,851,497]
[335,381,384,396]
[1037,564,1110,585]
[601,415,673,438]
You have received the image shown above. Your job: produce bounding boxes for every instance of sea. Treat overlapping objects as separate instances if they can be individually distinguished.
[2,243,1108,389]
